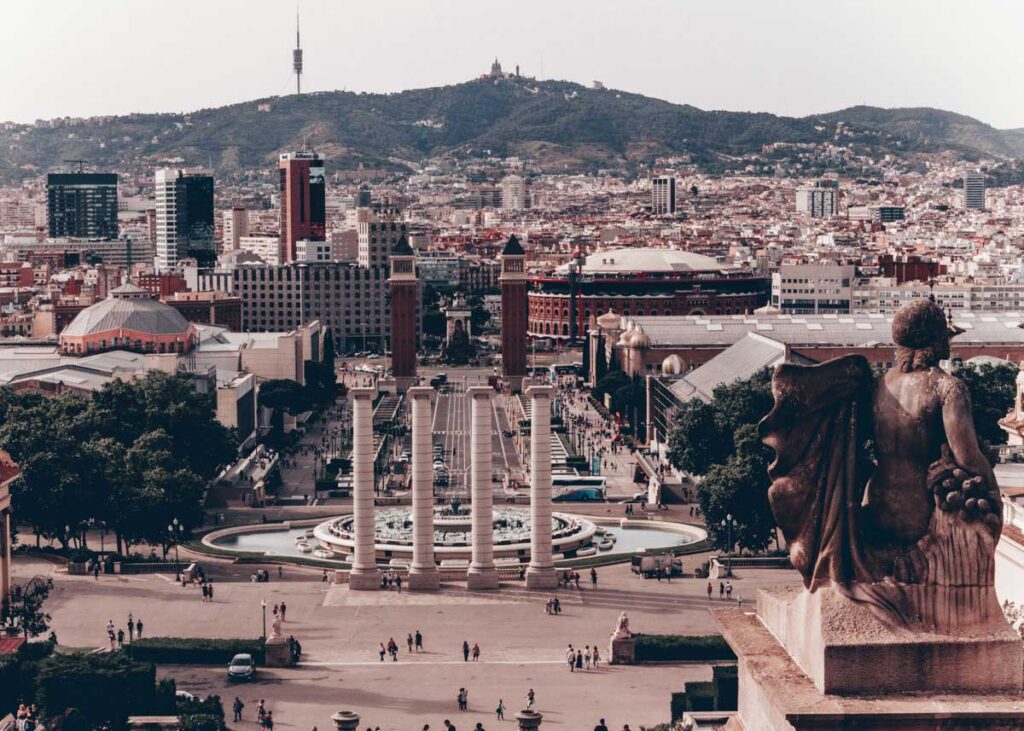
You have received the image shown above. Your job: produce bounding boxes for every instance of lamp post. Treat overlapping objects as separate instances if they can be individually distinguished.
[721,514,737,577]
[167,518,183,566]
[261,599,267,640]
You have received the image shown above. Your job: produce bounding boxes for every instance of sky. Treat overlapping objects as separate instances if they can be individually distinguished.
[2,0,1023,128]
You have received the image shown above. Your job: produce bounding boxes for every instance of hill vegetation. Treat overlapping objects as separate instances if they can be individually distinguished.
[1,77,1021,182]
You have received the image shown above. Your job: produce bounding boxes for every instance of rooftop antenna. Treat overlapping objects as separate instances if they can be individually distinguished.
[293,3,303,95]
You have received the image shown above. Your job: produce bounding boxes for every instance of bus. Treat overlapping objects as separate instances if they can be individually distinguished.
[551,474,607,502]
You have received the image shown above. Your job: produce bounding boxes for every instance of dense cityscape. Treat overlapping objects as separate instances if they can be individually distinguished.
[5,4,1024,731]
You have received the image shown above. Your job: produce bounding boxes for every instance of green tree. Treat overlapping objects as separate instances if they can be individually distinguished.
[954,362,1017,445]
[1,576,54,639]
[667,400,727,475]
[258,379,311,444]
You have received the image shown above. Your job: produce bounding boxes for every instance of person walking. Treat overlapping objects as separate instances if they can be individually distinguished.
[415,630,424,651]
[474,724,485,731]
[462,640,470,662]
[262,710,274,729]
[472,643,480,661]
[566,644,575,672]
[584,645,592,669]
[575,649,583,671]
[127,614,135,641]
[136,619,143,638]
[719,582,725,600]
[707,581,713,601]
[379,642,386,662]
[594,720,609,731]
[201,584,209,603]
[495,698,505,720]
[116,628,124,648]
[726,581,733,600]
[526,689,535,709]
[590,567,598,588]
[592,645,601,668]
[280,601,287,621]
[407,633,414,653]
[232,697,244,722]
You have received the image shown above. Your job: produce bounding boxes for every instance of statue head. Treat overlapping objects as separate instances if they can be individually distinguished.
[892,299,950,372]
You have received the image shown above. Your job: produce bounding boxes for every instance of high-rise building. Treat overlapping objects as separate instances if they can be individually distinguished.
[500,175,529,210]
[795,180,838,218]
[154,168,215,271]
[651,176,676,215]
[223,206,249,251]
[357,205,406,268]
[389,236,418,392]
[279,152,326,264]
[963,172,986,210]
[499,234,528,392]
[46,173,119,240]
[357,185,372,208]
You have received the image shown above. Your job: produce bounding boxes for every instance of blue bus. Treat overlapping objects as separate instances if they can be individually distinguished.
[551,474,607,502]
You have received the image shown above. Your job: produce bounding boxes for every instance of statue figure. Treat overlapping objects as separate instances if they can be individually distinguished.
[613,611,631,638]
[271,614,283,639]
[760,299,1002,631]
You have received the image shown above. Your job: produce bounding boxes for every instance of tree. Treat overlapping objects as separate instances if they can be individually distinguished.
[1,576,54,639]
[667,400,727,475]
[955,362,1017,445]
[258,379,311,444]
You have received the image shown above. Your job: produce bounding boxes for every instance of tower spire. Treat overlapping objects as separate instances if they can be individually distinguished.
[293,3,303,95]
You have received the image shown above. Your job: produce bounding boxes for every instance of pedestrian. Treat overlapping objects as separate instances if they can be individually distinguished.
[407,633,414,653]
[93,562,101,580]
[322,569,329,583]
[396,574,402,592]
[719,582,725,600]
[415,630,423,651]
[526,689,535,709]
[726,581,733,600]
[208,582,214,601]
[554,597,561,615]
[263,710,274,730]
[576,649,583,671]
[136,619,143,638]
[117,628,124,648]
[594,720,609,731]
[574,572,580,590]
[496,699,505,720]
[474,724,484,731]
[280,601,287,621]
[463,640,470,662]
[379,642,386,662]
[707,581,713,600]
[127,615,135,641]
[443,721,456,731]
[590,567,598,588]
[273,603,279,618]
[566,644,575,672]
[257,699,267,722]
[472,643,480,661]
[584,645,592,669]
[232,697,244,722]
[278,566,283,579]
[202,584,209,602]
[592,645,601,668]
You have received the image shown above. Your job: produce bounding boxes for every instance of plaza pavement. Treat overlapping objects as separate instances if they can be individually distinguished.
[14,554,800,729]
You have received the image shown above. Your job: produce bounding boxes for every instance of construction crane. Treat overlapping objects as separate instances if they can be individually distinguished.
[63,159,87,173]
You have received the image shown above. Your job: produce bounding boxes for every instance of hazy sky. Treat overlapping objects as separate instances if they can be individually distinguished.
[3,0,1022,127]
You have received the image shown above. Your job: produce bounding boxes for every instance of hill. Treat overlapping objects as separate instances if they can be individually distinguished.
[1,78,1020,182]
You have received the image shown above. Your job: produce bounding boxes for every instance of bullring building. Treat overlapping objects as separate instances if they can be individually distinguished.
[528,248,770,340]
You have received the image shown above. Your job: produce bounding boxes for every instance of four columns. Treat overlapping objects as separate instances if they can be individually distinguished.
[348,387,381,590]
[467,386,499,589]
[407,387,440,590]
[526,385,557,590]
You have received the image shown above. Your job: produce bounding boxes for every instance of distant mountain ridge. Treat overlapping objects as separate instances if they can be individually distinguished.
[1,78,1021,181]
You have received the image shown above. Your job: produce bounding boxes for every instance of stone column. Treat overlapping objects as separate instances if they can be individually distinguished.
[331,711,361,731]
[526,385,557,590]
[408,387,440,590]
[348,387,380,590]
[467,386,499,589]
[0,509,10,602]
[516,709,543,730]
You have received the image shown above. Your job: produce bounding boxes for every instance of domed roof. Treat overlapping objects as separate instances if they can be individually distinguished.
[62,295,193,339]
[558,247,732,274]
[596,309,621,329]
[661,354,684,375]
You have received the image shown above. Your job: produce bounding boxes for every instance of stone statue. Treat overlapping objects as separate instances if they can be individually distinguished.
[271,614,283,639]
[760,299,1003,631]
[613,611,631,638]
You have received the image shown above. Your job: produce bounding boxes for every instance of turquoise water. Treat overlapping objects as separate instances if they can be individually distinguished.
[213,522,693,560]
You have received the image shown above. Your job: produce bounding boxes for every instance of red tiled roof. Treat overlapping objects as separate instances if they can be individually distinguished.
[0,450,18,484]
[0,637,25,655]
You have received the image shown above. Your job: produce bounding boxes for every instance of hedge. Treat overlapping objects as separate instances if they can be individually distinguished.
[633,634,736,663]
[129,637,265,665]
[35,652,156,731]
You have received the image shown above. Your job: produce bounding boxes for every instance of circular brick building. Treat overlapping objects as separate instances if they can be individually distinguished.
[528,248,770,340]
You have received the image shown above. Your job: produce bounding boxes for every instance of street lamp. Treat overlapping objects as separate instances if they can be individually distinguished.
[721,514,737,577]
[261,599,267,640]
[167,518,183,566]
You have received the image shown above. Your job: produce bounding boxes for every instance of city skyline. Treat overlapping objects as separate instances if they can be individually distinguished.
[3,0,1024,128]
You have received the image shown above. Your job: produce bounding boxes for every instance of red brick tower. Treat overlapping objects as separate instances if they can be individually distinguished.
[389,235,418,392]
[278,152,326,263]
[500,235,528,392]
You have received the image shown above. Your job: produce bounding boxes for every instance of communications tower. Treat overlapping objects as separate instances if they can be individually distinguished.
[293,7,303,94]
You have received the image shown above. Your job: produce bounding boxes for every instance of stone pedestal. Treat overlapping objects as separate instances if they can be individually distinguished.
[715,600,1024,731]
[758,585,1023,695]
[467,386,499,590]
[349,387,380,590]
[264,636,291,667]
[408,387,440,590]
[608,635,636,665]
[515,709,543,730]
[525,385,558,590]
[330,710,361,731]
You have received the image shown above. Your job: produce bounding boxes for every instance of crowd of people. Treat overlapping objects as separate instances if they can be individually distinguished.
[104,612,143,649]
[565,642,602,671]
[377,630,424,661]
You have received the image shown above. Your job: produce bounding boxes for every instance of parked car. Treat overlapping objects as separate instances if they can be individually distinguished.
[228,653,255,681]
